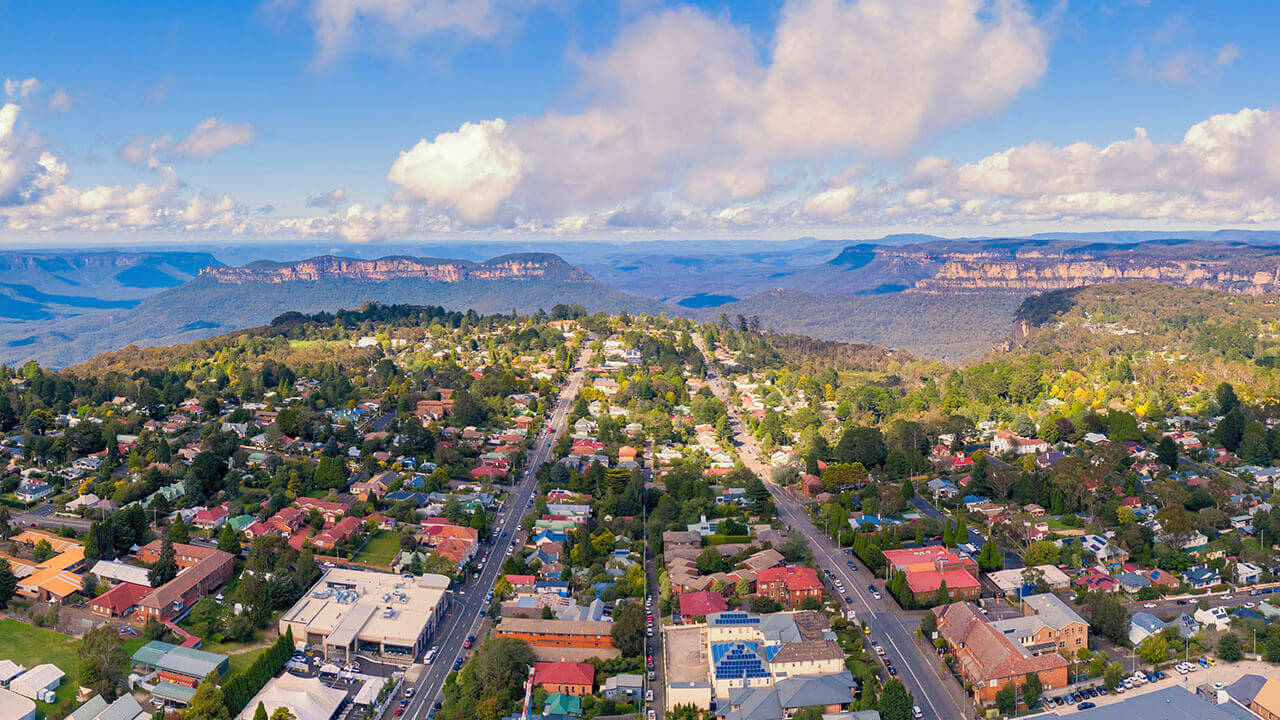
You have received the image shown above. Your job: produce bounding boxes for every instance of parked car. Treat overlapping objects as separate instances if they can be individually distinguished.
[912,706,923,719]
[1078,702,1096,711]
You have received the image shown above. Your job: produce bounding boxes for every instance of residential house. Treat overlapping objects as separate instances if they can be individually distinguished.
[1183,565,1221,589]
[990,431,1050,457]
[532,661,595,696]
[755,566,822,607]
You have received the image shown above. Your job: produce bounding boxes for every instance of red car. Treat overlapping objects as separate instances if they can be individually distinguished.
[394,709,404,717]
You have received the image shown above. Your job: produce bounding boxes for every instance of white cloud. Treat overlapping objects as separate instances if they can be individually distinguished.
[118,118,258,164]
[173,118,259,159]
[387,118,525,225]
[832,108,1280,227]
[387,0,1049,228]
[48,89,72,114]
[306,187,347,208]
[283,0,532,66]
[1216,42,1240,66]
[3,78,41,99]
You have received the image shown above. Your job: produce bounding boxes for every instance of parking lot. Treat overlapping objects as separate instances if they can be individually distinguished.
[1046,659,1274,714]
[662,625,708,684]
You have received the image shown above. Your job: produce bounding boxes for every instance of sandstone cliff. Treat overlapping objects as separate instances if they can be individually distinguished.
[201,252,593,284]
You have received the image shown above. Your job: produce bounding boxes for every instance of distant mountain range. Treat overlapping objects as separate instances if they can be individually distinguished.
[11,233,1280,367]
[3,253,666,368]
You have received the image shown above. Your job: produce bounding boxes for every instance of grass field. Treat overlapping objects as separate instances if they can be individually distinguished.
[227,646,268,676]
[0,619,83,717]
[353,530,402,567]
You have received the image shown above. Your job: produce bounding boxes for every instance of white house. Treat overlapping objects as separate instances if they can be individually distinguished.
[1235,561,1263,586]
[1194,606,1230,631]
[990,430,1050,456]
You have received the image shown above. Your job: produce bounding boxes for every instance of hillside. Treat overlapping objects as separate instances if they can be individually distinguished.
[3,253,674,368]
[698,288,1026,363]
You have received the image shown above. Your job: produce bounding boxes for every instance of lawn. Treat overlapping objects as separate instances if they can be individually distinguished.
[353,530,402,567]
[0,619,82,717]
[227,646,268,676]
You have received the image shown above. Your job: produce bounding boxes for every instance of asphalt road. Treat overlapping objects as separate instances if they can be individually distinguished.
[695,335,968,720]
[13,504,92,532]
[400,348,594,720]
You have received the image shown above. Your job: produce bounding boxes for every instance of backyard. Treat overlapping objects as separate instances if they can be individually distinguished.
[353,530,403,567]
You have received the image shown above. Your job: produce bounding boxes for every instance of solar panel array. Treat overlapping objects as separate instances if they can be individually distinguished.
[712,641,769,680]
[712,612,760,625]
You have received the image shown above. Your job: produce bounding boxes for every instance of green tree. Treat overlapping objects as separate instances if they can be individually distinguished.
[995,686,1016,716]
[611,600,646,656]
[1136,634,1168,665]
[167,516,190,543]
[977,539,1002,572]
[185,680,230,720]
[191,596,223,638]
[218,523,241,554]
[0,558,16,608]
[1024,672,1043,709]
[1024,540,1059,566]
[78,625,127,699]
[1104,662,1125,690]
[1218,632,1242,662]
[253,702,268,720]
[270,709,296,720]
[1085,592,1129,645]
[877,678,913,720]
[33,539,53,562]
[1156,436,1179,469]
[148,537,178,587]
[1216,382,1239,414]
[1219,406,1245,452]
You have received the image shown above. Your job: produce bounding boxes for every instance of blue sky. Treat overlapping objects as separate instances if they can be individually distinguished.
[2,0,1279,245]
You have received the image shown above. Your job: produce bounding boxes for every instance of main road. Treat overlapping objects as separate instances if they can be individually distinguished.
[402,347,594,720]
[693,335,968,720]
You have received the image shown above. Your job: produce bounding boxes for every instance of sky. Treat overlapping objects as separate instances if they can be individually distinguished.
[2,0,1280,246]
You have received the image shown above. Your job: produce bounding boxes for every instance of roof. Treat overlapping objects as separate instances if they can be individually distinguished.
[130,641,228,678]
[67,695,109,720]
[1253,678,1280,718]
[0,660,24,683]
[1066,686,1254,720]
[533,661,595,687]
[236,674,347,720]
[768,639,845,665]
[724,687,784,720]
[88,560,151,587]
[680,590,729,617]
[545,694,582,716]
[904,568,980,593]
[775,671,857,708]
[91,582,151,614]
[151,682,197,703]
[933,602,1066,682]
[1021,593,1087,629]
[10,663,64,695]
[0,687,36,720]
[1223,674,1267,704]
[496,617,613,637]
[68,694,146,720]
[1130,612,1165,633]
[756,565,821,591]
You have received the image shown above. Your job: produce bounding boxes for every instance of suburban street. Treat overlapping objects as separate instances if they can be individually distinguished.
[400,347,594,720]
[694,335,968,720]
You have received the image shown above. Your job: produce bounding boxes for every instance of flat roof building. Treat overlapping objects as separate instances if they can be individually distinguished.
[280,568,450,664]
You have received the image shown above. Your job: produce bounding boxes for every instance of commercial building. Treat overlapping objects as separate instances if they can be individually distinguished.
[494,618,617,660]
[280,568,450,664]
[704,611,848,698]
[882,546,980,603]
[134,542,235,621]
[236,674,347,720]
[130,641,228,688]
[933,602,1068,710]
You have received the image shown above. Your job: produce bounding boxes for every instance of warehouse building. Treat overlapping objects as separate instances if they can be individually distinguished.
[280,568,450,664]
[0,687,36,720]
[130,641,229,688]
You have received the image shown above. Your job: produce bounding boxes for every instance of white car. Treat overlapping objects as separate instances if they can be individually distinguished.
[874,645,885,656]
[912,706,923,719]
[1143,603,1156,608]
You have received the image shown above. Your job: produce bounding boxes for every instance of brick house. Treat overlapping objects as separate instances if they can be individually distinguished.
[755,565,823,607]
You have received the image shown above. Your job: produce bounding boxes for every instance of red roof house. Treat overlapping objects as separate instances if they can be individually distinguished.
[679,590,729,617]
[532,661,595,696]
[90,582,152,617]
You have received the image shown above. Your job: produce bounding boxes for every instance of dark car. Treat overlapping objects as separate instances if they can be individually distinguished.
[1078,702,1096,710]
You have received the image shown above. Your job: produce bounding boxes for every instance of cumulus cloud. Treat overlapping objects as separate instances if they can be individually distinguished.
[306,187,347,208]
[0,103,250,234]
[118,118,258,164]
[819,108,1280,227]
[386,0,1049,227]
[3,78,40,99]
[282,0,534,67]
[388,119,525,225]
